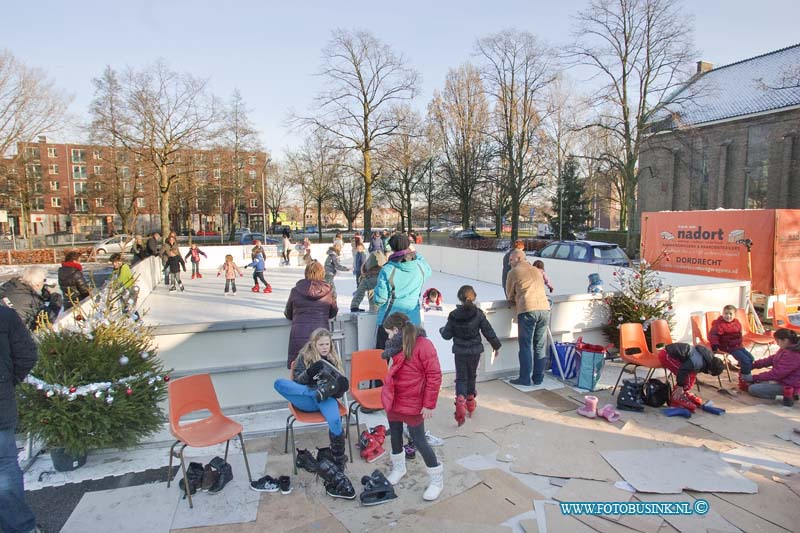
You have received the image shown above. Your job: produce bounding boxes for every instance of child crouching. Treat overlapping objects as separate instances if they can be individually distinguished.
[658,343,725,411]
[744,328,800,406]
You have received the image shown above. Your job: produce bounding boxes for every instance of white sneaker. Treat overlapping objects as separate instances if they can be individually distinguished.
[385,452,406,485]
[425,431,444,447]
[423,464,444,501]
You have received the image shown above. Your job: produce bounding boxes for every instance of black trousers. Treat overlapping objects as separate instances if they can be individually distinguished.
[252,271,268,286]
[454,353,481,397]
[388,421,438,468]
[375,326,388,349]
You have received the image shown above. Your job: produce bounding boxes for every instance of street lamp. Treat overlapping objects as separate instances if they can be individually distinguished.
[261,156,271,234]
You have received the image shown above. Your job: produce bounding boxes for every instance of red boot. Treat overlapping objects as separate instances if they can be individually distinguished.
[263,284,273,293]
[684,391,704,407]
[191,273,196,280]
[369,425,386,445]
[465,394,477,417]
[196,273,203,278]
[251,285,260,292]
[454,395,467,426]
[669,393,697,412]
[359,431,386,463]
[738,374,750,392]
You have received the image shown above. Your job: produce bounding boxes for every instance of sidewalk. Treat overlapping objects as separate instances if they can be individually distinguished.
[24,368,800,532]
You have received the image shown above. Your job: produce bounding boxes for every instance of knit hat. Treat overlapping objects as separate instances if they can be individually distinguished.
[388,234,410,252]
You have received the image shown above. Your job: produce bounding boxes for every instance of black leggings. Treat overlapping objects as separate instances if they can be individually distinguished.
[388,421,438,468]
[253,271,268,286]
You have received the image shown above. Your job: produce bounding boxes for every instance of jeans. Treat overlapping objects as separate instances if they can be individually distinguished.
[253,271,268,287]
[351,275,378,311]
[729,348,754,374]
[388,421,438,468]
[748,382,784,399]
[517,310,550,385]
[169,272,183,289]
[454,353,481,397]
[224,279,237,293]
[190,262,200,276]
[274,379,343,436]
[0,428,36,533]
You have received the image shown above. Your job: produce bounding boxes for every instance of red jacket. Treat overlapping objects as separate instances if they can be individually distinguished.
[752,347,800,389]
[708,317,744,353]
[381,336,442,416]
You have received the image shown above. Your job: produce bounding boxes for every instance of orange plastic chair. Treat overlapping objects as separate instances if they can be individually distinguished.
[612,323,666,395]
[284,361,348,474]
[736,308,775,353]
[345,349,388,462]
[649,319,673,353]
[167,374,253,508]
[773,301,800,333]
[704,310,736,384]
[690,315,711,348]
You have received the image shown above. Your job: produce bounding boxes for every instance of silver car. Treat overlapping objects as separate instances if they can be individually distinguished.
[91,234,133,255]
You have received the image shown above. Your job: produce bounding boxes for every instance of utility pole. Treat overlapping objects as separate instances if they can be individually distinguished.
[261,156,271,234]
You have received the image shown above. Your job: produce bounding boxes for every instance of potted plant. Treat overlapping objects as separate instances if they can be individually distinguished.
[16,287,170,471]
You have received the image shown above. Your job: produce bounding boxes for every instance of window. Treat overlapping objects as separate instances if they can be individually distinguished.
[122,180,131,192]
[75,198,88,212]
[74,182,87,194]
[136,182,145,192]
[27,164,42,178]
[249,169,257,179]
[50,181,60,191]
[690,142,709,210]
[93,150,102,160]
[94,165,103,175]
[51,197,61,208]
[32,197,44,210]
[572,245,589,260]
[34,181,43,193]
[72,165,88,179]
[26,147,40,160]
[116,152,128,163]
[249,199,258,208]
[250,185,257,193]
[72,149,86,163]
[213,168,221,179]
[94,182,104,191]
[212,154,221,164]
[49,164,59,175]
[137,168,145,177]
[121,167,130,179]
[554,245,571,259]
[136,197,146,208]
[745,124,770,209]
[248,156,257,165]
[95,198,104,208]
[539,244,558,258]
[47,147,57,158]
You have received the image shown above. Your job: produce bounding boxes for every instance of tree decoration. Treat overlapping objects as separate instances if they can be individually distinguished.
[17,285,170,456]
[601,253,675,347]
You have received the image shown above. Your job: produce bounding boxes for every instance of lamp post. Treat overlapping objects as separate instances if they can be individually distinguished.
[261,156,271,234]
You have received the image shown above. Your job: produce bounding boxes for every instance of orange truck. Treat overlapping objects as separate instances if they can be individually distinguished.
[640,209,800,315]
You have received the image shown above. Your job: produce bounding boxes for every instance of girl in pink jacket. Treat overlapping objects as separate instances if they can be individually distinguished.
[744,328,800,404]
[217,254,243,295]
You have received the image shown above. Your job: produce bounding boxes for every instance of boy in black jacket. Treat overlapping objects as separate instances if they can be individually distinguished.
[165,249,186,292]
[657,343,725,412]
[439,285,501,426]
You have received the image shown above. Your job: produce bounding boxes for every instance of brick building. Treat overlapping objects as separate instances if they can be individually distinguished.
[0,139,270,238]
[639,44,800,214]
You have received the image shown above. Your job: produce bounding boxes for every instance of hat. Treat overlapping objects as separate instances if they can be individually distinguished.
[388,234,410,252]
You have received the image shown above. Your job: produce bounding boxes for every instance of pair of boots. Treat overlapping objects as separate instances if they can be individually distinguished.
[178,457,233,498]
[669,389,702,412]
[359,425,387,463]
[191,273,203,279]
[385,452,444,501]
[454,394,477,426]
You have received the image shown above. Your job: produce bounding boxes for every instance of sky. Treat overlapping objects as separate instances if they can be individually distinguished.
[3,0,799,158]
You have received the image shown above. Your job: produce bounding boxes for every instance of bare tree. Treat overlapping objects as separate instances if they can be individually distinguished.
[477,29,555,241]
[331,167,364,231]
[301,29,419,235]
[288,129,341,240]
[90,62,220,238]
[264,161,294,230]
[376,105,429,232]
[0,50,70,242]
[569,0,695,251]
[428,64,493,230]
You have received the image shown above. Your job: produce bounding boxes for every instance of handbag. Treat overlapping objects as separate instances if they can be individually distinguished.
[550,342,577,379]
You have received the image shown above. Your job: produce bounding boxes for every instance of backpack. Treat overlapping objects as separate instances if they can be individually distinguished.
[642,378,670,407]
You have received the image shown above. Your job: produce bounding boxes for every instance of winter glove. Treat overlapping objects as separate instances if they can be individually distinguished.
[662,407,692,418]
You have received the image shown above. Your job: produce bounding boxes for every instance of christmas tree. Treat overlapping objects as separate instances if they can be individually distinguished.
[17,284,170,456]
[601,254,675,347]
[546,156,592,240]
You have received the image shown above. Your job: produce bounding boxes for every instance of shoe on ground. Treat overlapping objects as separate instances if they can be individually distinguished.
[386,451,407,485]
[350,307,365,313]
[250,475,280,493]
[296,448,319,473]
[509,378,532,387]
[423,464,444,501]
[264,285,273,293]
[201,464,218,491]
[208,460,234,494]
[425,431,444,447]
[278,475,292,494]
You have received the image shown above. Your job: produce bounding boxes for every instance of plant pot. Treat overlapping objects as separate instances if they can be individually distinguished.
[50,448,87,472]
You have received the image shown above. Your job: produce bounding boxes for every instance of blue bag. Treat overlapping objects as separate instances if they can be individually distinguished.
[550,342,577,379]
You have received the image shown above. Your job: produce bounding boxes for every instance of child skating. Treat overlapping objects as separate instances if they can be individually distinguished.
[184,243,208,279]
[165,249,186,292]
[282,229,293,266]
[422,288,442,311]
[381,312,444,501]
[217,254,244,295]
[439,285,501,425]
[245,253,272,293]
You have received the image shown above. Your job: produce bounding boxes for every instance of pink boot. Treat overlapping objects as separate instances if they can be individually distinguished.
[577,395,599,418]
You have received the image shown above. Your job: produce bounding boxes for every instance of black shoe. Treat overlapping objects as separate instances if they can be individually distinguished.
[509,378,532,387]
[313,375,339,402]
[296,448,319,473]
[317,458,356,500]
[359,470,397,506]
[200,464,218,491]
[404,441,416,460]
[178,461,204,498]
[207,457,233,494]
[316,446,335,465]
[328,431,348,470]
[350,307,365,313]
[250,475,279,492]
[279,475,292,494]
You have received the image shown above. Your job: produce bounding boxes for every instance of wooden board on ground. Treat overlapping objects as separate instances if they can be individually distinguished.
[420,468,540,526]
[692,494,792,533]
[601,447,758,494]
[389,515,512,533]
[526,389,580,412]
[554,479,633,519]
[542,501,597,533]
[634,493,741,532]
[709,471,800,531]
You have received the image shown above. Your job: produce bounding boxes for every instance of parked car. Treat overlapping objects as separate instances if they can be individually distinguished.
[532,240,630,267]
[92,234,133,255]
[449,229,485,240]
[240,232,279,245]
[196,230,219,236]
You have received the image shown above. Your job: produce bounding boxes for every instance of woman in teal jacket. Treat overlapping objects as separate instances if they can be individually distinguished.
[374,234,432,348]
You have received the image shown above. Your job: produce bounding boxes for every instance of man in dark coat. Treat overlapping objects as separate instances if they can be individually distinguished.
[0,306,39,532]
[0,266,61,330]
[58,250,91,310]
[145,232,161,258]
[284,261,338,368]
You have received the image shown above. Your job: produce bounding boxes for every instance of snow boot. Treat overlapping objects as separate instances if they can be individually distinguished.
[669,392,697,412]
[178,461,204,499]
[200,463,218,491]
[328,430,348,471]
[263,284,273,293]
[466,394,477,417]
[369,425,386,445]
[196,273,202,278]
[251,284,260,292]
[360,470,398,506]
[617,378,645,412]
[385,451,407,485]
[454,395,467,426]
[296,448,319,473]
[359,430,386,463]
[317,458,356,500]
[207,457,234,494]
[684,391,704,407]
[191,273,196,280]
[423,464,444,501]
[738,374,751,392]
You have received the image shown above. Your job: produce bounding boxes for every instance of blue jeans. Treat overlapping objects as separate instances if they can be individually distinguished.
[274,379,343,436]
[0,428,36,533]
[730,348,754,374]
[517,310,550,385]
